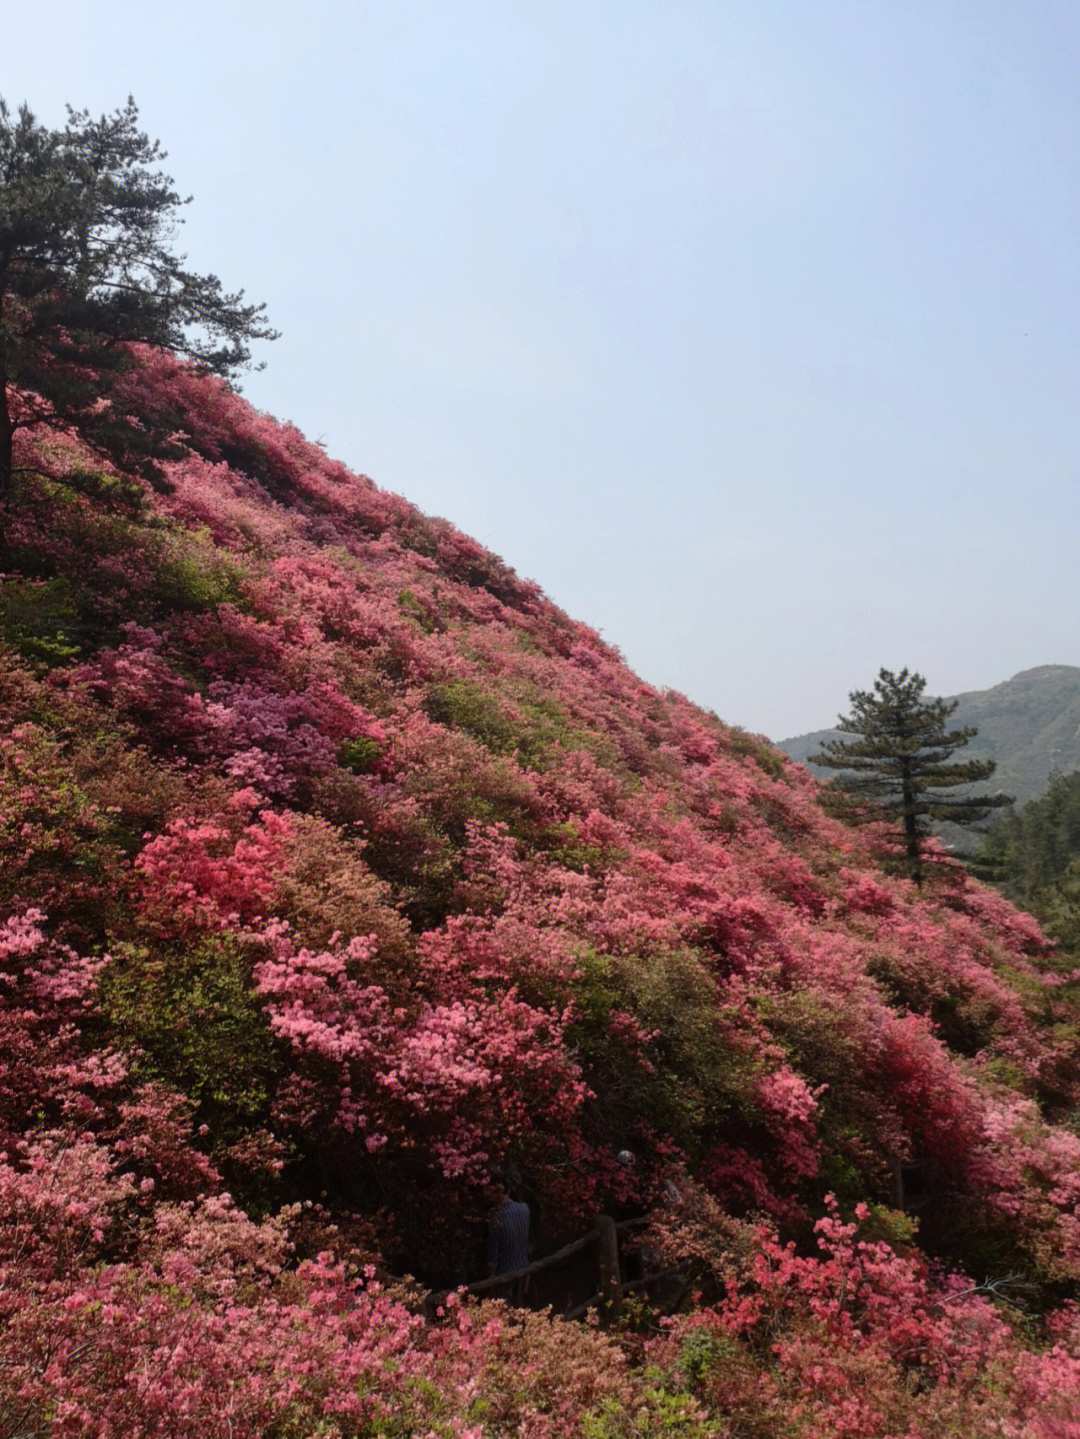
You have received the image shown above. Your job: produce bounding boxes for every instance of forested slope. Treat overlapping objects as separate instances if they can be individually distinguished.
[978,769,1080,956]
[3,352,1080,1437]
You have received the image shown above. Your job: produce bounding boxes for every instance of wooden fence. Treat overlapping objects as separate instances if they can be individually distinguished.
[425,1215,689,1323]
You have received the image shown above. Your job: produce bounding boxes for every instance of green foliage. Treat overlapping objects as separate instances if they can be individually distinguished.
[982,1055,1026,1090]
[3,472,247,649]
[394,512,441,560]
[566,946,684,1145]
[817,1144,867,1207]
[928,987,1002,1057]
[0,706,135,941]
[619,949,756,1138]
[61,466,150,514]
[423,678,517,754]
[101,934,282,1142]
[567,946,617,1043]
[978,770,1080,903]
[727,726,788,780]
[975,770,1080,971]
[358,804,459,932]
[508,684,625,772]
[0,575,85,666]
[1036,861,1080,954]
[762,988,895,1192]
[338,735,383,774]
[569,947,757,1158]
[581,1385,718,1438]
[508,689,576,768]
[858,1202,920,1249]
[148,527,246,614]
[423,673,610,773]
[540,820,619,873]
[676,1328,731,1385]
[397,587,440,633]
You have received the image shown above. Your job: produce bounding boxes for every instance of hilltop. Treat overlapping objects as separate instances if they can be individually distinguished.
[2,354,1080,1436]
[779,665,1080,806]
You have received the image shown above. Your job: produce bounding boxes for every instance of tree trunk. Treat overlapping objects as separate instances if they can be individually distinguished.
[594,1214,622,1322]
[901,762,922,886]
[0,381,12,510]
[890,1153,905,1210]
[0,270,10,504]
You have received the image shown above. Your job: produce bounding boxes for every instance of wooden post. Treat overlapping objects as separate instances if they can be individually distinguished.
[890,1153,905,1210]
[595,1214,622,1322]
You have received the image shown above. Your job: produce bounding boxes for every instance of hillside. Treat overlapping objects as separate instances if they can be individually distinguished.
[779,665,1080,806]
[3,355,1080,1437]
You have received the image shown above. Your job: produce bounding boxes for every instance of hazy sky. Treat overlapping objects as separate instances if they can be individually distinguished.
[6,2,1080,738]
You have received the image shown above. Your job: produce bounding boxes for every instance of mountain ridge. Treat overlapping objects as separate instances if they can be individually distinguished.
[778,664,1080,807]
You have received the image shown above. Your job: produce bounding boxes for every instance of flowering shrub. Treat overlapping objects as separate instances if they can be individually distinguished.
[253,921,593,1227]
[135,809,292,931]
[648,1197,1080,1437]
[0,907,121,1147]
[0,352,1078,1433]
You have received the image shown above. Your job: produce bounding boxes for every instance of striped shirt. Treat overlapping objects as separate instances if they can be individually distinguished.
[486,1199,530,1275]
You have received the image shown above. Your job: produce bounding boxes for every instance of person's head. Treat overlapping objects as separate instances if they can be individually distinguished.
[485,1179,508,1209]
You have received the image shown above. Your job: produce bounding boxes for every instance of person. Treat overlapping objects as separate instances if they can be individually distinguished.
[485,1178,530,1280]
[662,1174,685,1210]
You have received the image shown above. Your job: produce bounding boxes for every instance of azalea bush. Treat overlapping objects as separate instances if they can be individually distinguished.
[0,352,1077,1433]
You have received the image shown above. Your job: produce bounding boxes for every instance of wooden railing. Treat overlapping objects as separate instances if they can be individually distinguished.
[424,1214,689,1323]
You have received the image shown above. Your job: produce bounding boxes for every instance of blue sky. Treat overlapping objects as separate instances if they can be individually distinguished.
[6,1,1080,737]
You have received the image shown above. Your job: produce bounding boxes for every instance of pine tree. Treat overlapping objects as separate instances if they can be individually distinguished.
[0,96,276,498]
[812,668,1011,885]
[977,768,1080,913]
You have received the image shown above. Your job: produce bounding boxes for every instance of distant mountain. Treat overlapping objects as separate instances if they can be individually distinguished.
[778,665,1080,808]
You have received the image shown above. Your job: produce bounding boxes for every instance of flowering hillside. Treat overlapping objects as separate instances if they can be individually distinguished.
[2,352,1080,1437]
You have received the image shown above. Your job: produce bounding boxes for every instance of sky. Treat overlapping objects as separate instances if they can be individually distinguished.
[5,1,1080,739]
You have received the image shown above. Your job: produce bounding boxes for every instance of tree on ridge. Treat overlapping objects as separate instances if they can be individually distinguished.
[812,667,1011,885]
[0,95,276,498]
